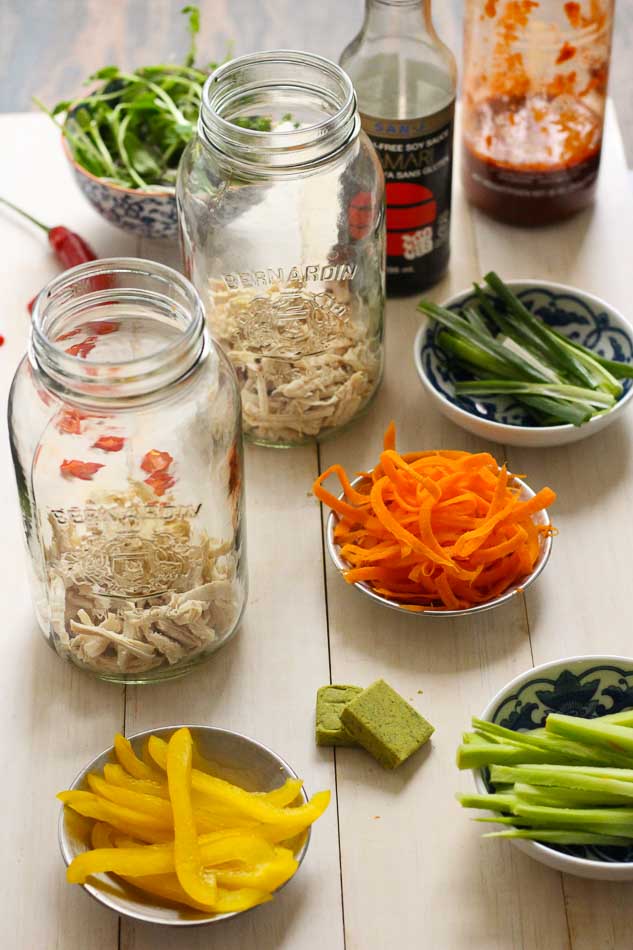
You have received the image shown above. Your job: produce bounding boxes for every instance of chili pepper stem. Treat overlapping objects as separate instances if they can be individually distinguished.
[0,196,50,233]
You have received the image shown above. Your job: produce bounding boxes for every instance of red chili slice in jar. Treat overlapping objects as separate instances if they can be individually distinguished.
[88,321,120,335]
[56,408,87,435]
[93,436,125,452]
[144,471,176,496]
[60,459,104,480]
[141,449,174,473]
[65,336,98,359]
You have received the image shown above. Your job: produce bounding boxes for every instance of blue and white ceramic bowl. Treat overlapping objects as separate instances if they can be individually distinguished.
[63,137,178,240]
[475,655,633,880]
[414,281,633,448]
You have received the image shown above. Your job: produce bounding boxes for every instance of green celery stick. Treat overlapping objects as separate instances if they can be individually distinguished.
[491,764,633,796]
[472,719,633,767]
[457,792,517,812]
[546,714,633,757]
[591,710,633,727]
[456,744,560,770]
[513,802,633,833]
[512,782,633,808]
[484,829,633,845]
[497,762,633,783]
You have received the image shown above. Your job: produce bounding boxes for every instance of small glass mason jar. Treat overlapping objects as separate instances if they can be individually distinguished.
[8,259,247,684]
[177,50,385,447]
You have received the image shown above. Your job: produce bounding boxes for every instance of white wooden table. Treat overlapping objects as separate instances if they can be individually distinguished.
[2,106,633,950]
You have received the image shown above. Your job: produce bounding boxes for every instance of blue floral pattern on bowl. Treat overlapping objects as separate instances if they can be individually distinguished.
[488,662,633,863]
[67,158,178,241]
[420,287,633,427]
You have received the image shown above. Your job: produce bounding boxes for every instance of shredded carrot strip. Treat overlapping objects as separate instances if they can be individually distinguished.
[314,426,556,612]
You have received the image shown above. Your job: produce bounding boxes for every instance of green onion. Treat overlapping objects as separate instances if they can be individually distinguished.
[454,380,614,410]
[483,272,597,389]
[420,272,629,427]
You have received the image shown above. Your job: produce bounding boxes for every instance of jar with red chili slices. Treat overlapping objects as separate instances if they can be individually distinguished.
[8,259,246,683]
[177,51,385,447]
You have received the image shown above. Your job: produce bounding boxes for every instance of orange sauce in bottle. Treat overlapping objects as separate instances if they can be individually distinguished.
[461,0,611,225]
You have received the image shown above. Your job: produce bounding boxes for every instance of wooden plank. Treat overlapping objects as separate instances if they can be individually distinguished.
[319,155,571,949]
[122,223,345,948]
[0,113,129,950]
[121,445,345,950]
[471,102,633,950]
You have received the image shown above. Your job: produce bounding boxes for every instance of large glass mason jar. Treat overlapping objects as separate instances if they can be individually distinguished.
[8,259,246,684]
[461,0,614,226]
[178,50,385,447]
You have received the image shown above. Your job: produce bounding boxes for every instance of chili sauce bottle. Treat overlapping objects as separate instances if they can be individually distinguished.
[341,0,457,296]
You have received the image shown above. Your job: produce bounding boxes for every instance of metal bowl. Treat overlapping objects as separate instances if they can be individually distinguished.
[325,474,552,618]
[58,725,310,926]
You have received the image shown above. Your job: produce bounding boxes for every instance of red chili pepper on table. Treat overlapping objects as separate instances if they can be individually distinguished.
[0,197,98,314]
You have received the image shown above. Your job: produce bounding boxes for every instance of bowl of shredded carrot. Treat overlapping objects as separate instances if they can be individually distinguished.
[314,424,555,616]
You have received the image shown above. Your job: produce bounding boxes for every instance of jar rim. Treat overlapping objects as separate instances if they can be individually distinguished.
[31,257,206,403]
[199,49,360,172]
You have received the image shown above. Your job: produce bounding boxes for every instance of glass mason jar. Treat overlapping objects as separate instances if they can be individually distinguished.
[177,50,385,448]
[461,0,614,226]
[8,259,246,684]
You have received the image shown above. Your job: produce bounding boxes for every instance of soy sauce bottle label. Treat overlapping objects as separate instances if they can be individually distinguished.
[361,102,454,292]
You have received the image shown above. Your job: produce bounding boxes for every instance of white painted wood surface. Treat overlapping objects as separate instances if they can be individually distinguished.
[1,105,632,950]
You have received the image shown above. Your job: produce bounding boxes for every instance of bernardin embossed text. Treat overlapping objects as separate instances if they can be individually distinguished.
[222,262,358,290]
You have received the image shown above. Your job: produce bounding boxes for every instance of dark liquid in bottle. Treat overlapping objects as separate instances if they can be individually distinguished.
[462,95,602,227]
[387,242,450,296]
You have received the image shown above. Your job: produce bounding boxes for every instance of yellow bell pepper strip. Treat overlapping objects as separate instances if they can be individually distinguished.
[58,791,171,843]
[215,847,298,891]
[91,821,117,850]
[114,733,163,781]
[255,779,304,807]
[150,735,331,828]
[103,764,170,799]
[102,765,249,826]
[67,830,273,885]
[121,873,271,914]
[167,727,219,905]
[67,845,174,884]
[87,774,174,823]
[115,831,276,868]
[240,805,328,844]
[190,745,303,806]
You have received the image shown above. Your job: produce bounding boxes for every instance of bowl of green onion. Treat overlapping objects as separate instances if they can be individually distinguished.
[457,655,633,880]
[415,275,633,448]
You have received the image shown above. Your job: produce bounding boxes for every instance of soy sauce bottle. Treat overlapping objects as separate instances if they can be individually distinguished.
[341,0,457,296]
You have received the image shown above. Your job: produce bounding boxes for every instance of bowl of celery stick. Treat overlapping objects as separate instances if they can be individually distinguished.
[457,655,633,880]
[415,276,633,447]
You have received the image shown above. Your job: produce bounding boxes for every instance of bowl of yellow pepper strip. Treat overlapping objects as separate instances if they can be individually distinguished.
[58,725,330,925]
